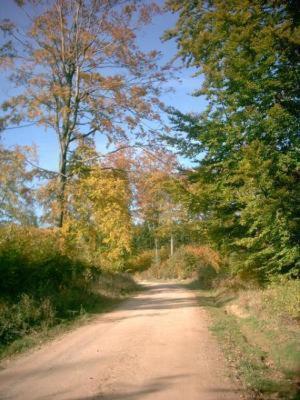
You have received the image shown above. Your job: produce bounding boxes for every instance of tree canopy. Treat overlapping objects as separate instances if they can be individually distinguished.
[165,0,300,278]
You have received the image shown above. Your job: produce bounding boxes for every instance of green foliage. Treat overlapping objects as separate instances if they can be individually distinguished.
[0,225,86,298]
[132,224,155,253]
[127,249,155,273]
[160,247,199,279]
[0,224,138,349]
[0,224,86,345]
[138,245,220,282]
[165,0,300,280]
[261,277,300,320]
[0,295,55,345]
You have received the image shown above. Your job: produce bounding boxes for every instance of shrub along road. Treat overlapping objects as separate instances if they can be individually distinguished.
[0,282,240,400]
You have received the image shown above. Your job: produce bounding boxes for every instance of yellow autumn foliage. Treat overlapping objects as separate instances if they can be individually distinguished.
[63,164,132,269]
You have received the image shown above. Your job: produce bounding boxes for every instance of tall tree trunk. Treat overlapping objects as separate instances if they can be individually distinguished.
[154,237,160,264]
[170,234,174,257]
[57,143,68,228]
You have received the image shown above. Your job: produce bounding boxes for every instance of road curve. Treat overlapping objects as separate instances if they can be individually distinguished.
[0,282,241,400]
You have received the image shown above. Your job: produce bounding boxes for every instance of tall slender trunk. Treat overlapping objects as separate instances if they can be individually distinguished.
[57,143,68,228]
[154,237,160,264]
[170,234,174,257]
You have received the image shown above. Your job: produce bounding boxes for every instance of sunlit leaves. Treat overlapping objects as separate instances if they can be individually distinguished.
[61,144,133,269]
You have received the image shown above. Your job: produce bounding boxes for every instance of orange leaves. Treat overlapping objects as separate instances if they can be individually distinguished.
[28,75,48,87]
[130,86,147,98]
[28,106,42,120]
[138,3,161,25]
[123,4,137,17]
[50,84,70,101]
[184,245,221,272]
[134,150,179,226]
[125,115,137,128]
[101,118,113,130]
[100,76,124,91]
[110,26,135,42]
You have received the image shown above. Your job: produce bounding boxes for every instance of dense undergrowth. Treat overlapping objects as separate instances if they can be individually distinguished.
[0,225,138,357]
[133,244,220,282]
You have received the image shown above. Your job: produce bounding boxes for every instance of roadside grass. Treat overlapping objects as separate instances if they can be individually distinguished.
[187,281,300,400]
[0,272,140,361]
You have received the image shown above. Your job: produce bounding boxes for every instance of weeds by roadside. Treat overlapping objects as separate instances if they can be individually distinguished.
[188,279,300,400]
[0,272,139,360]
[0,225,140,360]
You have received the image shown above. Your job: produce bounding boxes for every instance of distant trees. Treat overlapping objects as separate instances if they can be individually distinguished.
[1,0,166,227]
[165,0,300,278]
[133,150,190,258]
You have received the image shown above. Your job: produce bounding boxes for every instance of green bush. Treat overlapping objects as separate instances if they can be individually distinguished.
[262,277,300,320]
[160,247,196,279]
[225,276,300,323]
[0,225,141,349]
[0,225,88,345]
[94,272,139,297]
[127,250,155,273]
[0,295,55,344]
[137,245,220,283]
[0,225,88,298]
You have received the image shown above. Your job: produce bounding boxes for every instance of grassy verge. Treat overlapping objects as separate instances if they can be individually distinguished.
[187,281,300,400]
[0,272,140,361]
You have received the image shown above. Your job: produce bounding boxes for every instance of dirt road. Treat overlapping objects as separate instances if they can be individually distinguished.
[0,282,241,400]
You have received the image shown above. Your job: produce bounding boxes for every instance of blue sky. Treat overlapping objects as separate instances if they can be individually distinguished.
[0,1,207,171]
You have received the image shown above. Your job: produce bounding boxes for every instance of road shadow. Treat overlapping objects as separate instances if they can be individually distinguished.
[121,295,199,311]
[194,292,236,308]
[122,282,235,311]
[183,280,236,308]
[60,374,243,400]
[91,282,201,315]
[87,282,236,317]
[138,282,183,292]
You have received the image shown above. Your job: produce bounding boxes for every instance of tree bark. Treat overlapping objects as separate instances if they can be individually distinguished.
[170,234,174,257]
[57,143,68,228]
[154,237,160,264]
